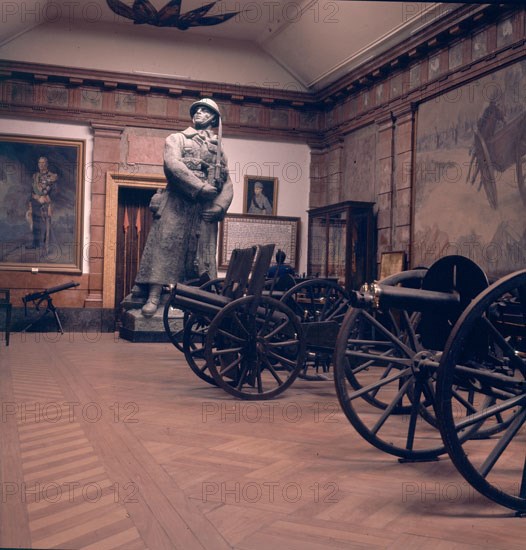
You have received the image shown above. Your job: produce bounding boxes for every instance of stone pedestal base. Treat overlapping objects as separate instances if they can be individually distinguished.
[119,293,183,343]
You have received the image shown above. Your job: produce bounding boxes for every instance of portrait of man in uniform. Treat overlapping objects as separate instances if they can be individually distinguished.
[243,176,277,216]
[0,135,84,272]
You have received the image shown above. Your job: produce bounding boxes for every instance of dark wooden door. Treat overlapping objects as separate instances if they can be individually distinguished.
[115,187,157,307]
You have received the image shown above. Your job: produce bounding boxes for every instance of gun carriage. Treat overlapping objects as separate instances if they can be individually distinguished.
[333,255,526,512]
[164,244,526,510]
[163,243,346,398]
[279,278,349,380]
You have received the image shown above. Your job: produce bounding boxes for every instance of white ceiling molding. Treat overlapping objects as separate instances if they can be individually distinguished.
[307,3,460,89]
[259,2,460,91]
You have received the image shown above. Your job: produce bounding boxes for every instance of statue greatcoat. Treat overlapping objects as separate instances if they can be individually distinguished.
[135,126,233,286]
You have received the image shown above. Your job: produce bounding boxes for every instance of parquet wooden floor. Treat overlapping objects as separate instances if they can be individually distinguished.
[1,333,525,549]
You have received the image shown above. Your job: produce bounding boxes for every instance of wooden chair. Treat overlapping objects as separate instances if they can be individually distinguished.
[0,289,12,346]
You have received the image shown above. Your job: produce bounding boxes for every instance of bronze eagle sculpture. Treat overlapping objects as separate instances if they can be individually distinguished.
[106,0,241,30]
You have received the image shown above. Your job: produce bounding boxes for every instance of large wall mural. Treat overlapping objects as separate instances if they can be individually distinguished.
[413,59,526,278]
[343,124,377,203]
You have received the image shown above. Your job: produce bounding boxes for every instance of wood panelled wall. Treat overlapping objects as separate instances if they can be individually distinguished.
[311,3,526,266]
[0,2,524,310]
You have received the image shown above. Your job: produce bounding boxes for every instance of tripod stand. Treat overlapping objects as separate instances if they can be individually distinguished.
[22,281,79,334]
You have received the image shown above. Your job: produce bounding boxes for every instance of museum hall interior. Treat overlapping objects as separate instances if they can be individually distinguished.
[1,1,526,548]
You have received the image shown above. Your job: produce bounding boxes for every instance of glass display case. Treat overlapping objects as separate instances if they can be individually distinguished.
[307,201,375,291]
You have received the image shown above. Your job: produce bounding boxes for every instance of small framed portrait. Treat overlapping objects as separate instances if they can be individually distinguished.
[243,175,278,216]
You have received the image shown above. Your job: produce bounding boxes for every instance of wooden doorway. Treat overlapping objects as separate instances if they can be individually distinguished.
[115,187,157,307]
[103,173,166,309]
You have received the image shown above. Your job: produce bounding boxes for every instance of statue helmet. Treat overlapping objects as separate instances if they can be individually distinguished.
[190,98,221,122]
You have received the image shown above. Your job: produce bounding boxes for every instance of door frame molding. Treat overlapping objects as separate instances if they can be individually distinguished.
[102,172,166,308]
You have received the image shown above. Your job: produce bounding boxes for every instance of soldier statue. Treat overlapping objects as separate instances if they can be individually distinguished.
[133,98,233,317]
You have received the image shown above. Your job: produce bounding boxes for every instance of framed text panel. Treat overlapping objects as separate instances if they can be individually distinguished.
[219,214,300,270]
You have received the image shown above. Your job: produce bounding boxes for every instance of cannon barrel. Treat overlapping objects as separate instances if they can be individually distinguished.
[351,283,461,314]
[23,281,79,303]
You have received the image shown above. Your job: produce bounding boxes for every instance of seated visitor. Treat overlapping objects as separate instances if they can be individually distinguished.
[267,249,295,279]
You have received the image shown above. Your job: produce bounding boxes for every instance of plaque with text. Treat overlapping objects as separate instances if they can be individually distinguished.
[219,214,300,270]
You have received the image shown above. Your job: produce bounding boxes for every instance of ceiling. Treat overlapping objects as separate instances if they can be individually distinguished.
[0,1,462,91]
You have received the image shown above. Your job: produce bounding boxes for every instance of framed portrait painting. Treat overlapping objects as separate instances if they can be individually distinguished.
[0,135,85,273]
[243,175,278,216]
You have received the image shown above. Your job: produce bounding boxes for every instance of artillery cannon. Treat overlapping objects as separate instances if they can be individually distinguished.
[164,244,309,399]
[333,255,526,512]
[163,245,347,392]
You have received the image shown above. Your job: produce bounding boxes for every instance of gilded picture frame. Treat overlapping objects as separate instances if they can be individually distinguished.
[0,135,85,273]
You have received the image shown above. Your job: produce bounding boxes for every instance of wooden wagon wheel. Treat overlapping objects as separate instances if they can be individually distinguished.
[179,278,231,385]
[474,130,498,210]
[163,278,225,353]
[333,291,446,461]
[205,295,306,400]
[332,268,448,461]
[437,270,526,512]
[333,257,489,462]
[163,288,186,353]
[181,312,217,385]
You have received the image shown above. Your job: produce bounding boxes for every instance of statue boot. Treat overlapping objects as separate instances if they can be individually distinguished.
[131,283,148,300]
[142,284,162,317]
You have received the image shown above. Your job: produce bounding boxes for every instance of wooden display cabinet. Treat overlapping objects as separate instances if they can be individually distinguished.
[307,201,375,291]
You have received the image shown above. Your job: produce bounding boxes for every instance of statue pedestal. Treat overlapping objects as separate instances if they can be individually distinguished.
[119,294,183,343]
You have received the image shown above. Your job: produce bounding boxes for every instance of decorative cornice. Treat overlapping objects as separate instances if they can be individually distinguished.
[316,7,525,147]
[0,59,315,108]
[0,2,523,149]
[0,60,323,144]
[318,3,517,104]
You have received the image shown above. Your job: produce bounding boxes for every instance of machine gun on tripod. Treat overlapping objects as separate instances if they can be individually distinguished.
[22,281,79,334]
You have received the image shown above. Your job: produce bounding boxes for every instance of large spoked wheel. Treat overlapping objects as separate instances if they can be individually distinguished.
[437,270,526,512]
[182,313,218,386]
[333,302,446,461]
[163,288,186,352]
[163,278,225,352]
[281,279,349,324]
[205,295,306,400]
[339,268,427,413]
[281,279,349,381]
